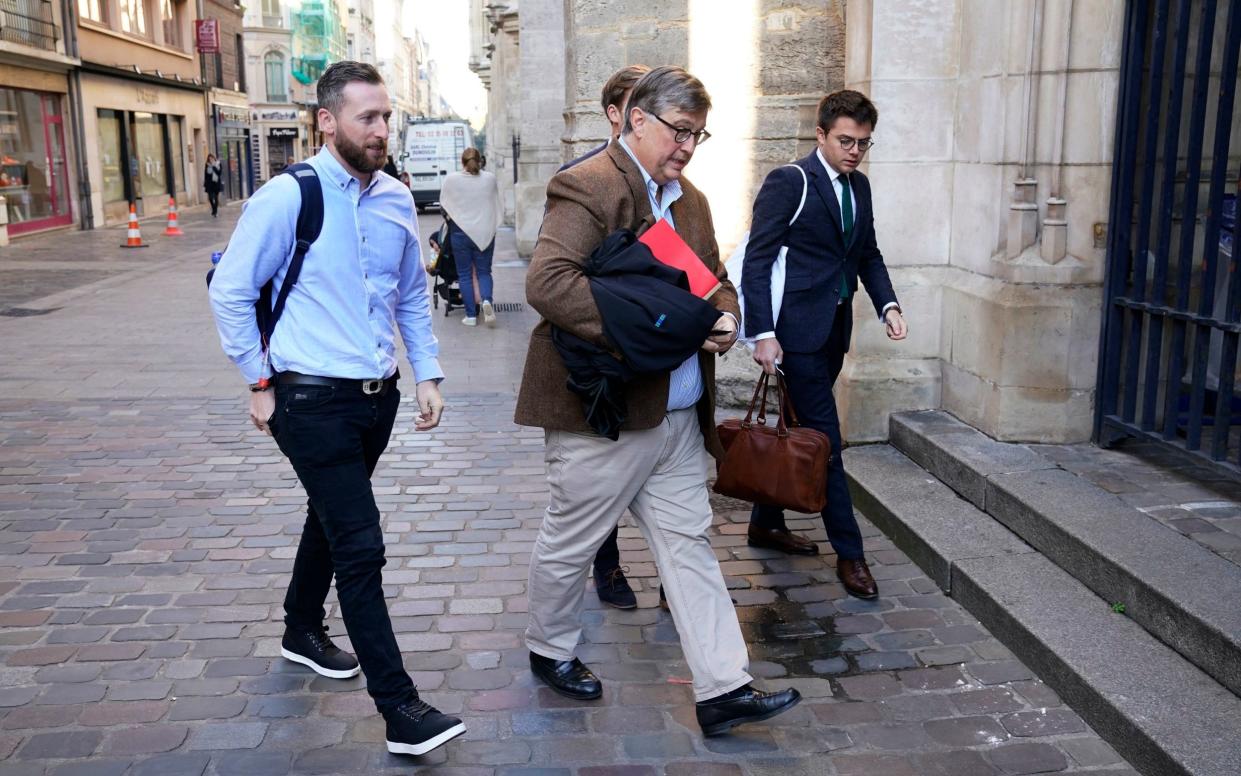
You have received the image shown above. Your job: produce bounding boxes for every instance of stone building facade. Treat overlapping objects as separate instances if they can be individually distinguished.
[477,0,1130,445]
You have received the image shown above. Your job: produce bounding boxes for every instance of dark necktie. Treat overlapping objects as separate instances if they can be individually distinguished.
[840,173,853,299]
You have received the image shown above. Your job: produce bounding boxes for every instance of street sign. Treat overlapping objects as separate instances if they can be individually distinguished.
[195,20,220,54]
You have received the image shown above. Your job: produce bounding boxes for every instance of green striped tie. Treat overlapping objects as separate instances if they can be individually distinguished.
[840,173,853,300]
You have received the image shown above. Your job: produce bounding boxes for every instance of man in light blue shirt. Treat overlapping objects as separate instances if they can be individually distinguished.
[208,61,464,758]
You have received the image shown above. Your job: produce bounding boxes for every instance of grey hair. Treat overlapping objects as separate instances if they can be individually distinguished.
[317,61,384,115]
[621,66,712,135]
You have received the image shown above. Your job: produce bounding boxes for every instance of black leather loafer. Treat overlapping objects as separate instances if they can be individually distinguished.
[529,652,602,700]
[695,685,801,736]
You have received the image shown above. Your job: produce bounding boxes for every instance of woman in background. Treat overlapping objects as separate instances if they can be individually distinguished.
[203,154,222,217]
[439,147,501,327]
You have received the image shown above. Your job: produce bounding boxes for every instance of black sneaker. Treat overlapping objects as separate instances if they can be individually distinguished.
[594,566,637,609]
[384,697,467,755]
[281,625,361,679]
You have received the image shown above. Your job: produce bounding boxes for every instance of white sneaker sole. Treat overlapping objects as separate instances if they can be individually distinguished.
[482,303,496,327]
[386,721,467,756]
[280,647,361,679]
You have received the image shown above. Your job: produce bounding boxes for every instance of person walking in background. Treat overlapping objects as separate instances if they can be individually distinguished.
[398,171,411,190]
[204,154,222,217]
[439,147,501,327]
[208,61,465,757]
[742,89,908,600]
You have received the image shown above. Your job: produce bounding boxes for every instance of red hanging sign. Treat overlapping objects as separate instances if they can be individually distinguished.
[195,19,220,54]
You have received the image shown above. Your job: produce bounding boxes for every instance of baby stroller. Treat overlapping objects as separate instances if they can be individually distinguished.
[427,221,465,316]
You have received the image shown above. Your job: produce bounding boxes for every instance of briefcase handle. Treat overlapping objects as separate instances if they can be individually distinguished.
[741,372,804,438]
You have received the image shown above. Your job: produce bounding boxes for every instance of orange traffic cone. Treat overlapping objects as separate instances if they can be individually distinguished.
[120,203,147,248]
[163,197,184,236]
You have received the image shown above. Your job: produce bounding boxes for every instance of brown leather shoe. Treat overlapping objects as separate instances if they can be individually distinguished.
[837,558,878,600]
[747,525,820,556]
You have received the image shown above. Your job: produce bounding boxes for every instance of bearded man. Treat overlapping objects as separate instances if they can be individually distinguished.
[209,61,464,757]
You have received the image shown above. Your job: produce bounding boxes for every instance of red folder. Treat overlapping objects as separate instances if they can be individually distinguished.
[638,218,721,299]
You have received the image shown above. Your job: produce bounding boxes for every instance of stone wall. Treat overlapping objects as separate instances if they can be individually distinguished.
[838,0,1123,442]
[514,0,566,256]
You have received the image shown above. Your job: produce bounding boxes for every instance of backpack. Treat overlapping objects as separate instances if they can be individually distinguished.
[724,162,809,341]
[206,163,324,355]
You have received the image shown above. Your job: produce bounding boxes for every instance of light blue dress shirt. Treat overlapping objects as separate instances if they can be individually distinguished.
[209,149,443,385]
[616,136,703,412]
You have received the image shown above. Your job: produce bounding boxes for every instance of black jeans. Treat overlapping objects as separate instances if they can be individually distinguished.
[207,190,220,216]
[271,379,415,714]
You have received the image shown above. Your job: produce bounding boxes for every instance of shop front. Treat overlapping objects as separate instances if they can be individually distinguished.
[79,70,206,225]
[252,107,302,183]
[212,104,253,201]
[0,86,73,236]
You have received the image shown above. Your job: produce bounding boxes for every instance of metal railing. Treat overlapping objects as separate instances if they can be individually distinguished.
[1096,0,1241,473]
[0,0,58,51]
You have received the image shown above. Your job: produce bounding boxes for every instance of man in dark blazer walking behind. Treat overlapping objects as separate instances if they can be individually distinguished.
[741,89,908,600]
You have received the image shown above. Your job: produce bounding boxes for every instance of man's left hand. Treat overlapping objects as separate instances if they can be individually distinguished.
[415,380,444,431]
[885,308,908,341]
[702,314,738,354]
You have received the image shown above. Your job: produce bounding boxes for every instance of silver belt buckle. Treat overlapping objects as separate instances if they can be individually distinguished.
[361,379,383,395]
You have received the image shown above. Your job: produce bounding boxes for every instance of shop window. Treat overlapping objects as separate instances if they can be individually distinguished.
[265,52,287,102]
[79,0,106,24]
[132,112,165,198]
[120,0,149,39]
[0,88,71,232]
[168,116,185,193]
[97,109,126,205]
[160,0,181,49]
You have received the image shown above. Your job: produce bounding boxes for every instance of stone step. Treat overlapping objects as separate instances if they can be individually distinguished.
[887,410,1241,700]
[846,444,1241,776]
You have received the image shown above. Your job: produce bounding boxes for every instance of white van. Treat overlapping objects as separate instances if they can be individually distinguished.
[402,119,473,212]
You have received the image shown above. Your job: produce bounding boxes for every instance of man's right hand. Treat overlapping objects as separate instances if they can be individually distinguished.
[753,337,783,375]
[249,389,276,436]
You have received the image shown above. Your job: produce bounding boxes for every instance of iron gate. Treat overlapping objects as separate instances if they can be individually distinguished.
[1095,0,1241,473]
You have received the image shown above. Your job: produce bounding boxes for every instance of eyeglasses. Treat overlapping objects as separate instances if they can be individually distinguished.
[835,135,876,152]
[648,112,711,146]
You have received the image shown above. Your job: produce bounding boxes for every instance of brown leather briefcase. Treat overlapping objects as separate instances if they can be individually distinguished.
[714,372,831,514]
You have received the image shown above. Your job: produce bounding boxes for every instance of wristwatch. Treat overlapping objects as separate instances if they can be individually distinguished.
[249,378,271,393]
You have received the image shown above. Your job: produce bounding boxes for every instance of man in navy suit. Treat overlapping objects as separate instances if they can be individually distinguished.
[740,89,908,600]
[554,63,650,609]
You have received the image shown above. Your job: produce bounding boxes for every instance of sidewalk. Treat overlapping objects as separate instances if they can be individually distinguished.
[0,217,1137,775]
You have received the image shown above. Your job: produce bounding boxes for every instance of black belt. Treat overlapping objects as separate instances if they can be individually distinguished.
[275,370,398,396]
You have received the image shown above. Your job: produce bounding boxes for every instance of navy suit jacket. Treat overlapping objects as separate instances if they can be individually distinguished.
[740,151,898,354]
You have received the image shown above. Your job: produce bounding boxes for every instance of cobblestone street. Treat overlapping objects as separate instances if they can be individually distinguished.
[0,212,1138,775]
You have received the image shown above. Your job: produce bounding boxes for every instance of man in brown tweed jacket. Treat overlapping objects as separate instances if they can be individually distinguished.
[515,66,801,737]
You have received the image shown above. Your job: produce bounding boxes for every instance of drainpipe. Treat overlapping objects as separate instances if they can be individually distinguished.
[63,0,94,230]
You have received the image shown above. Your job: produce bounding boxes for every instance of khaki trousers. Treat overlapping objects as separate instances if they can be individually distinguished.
[525,408,753,701]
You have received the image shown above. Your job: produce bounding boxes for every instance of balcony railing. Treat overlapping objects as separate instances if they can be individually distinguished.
[262,14,284,28]
[0,0,57,51]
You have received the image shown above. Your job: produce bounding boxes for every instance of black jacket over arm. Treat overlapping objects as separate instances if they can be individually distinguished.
[553,229,720,439]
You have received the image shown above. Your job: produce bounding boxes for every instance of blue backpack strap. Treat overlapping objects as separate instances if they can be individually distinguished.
[263,163,323,344]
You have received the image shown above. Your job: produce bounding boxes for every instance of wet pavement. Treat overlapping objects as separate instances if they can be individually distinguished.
[0,209,1138,774]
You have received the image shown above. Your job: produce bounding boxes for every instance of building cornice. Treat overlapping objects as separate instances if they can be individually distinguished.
[79,61,209,92]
